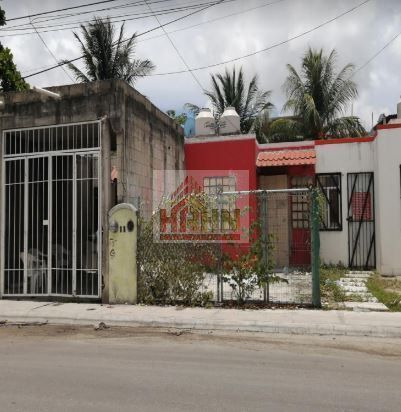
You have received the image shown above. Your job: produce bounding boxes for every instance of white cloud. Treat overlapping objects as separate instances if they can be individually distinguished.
[2,0,401,125]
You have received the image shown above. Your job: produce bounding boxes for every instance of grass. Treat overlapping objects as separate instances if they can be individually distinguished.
[366,275,401,312]
[320,265,348,305]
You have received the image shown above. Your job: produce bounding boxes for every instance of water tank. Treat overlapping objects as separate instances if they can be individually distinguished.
[195,108,215,136]
[219,106,240,135]
[397,99,401,119]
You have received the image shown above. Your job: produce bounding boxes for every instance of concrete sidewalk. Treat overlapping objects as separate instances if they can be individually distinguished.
[0,300,400,338]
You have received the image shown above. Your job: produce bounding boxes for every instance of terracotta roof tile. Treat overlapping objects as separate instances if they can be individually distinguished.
[256,149,316,167]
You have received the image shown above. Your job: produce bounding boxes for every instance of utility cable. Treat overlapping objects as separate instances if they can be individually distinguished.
[144,0,209,92]
[2,0,226,34]
[352,30,401,77]
[5,0,175,28]
[21,0,282,76]
[30,21,75,83]
[24,0,229,79]
[0,6,225,38]
[148,0,372,76]
[7,0,132,22]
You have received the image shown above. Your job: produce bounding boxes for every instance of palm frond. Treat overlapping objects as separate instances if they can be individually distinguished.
[267,118,304,142]
[282,47,363,140]
[63,61,91,83]
[66,17,154,85]
[325,116,366,138]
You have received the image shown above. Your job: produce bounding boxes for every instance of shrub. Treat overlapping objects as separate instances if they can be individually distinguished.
[221,222,286,304]
[137,219,219,306]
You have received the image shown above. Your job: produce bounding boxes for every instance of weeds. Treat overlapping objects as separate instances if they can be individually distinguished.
[366,275,401,312]
[320,265,347,304]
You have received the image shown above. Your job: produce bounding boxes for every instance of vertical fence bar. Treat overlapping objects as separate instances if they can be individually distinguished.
[261,193,269,303]
[72,154,77,296]
[311,189,321,308]
[23,158,28,295]
[47,155,52,295]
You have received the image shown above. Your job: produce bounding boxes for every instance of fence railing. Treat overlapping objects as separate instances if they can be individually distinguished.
[137,188,321,307]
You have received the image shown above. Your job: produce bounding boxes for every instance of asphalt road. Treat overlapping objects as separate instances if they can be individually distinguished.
[0,325,400,412]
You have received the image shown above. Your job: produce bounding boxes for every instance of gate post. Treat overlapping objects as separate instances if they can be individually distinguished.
[311,189,321,308]
[108,203,138,304]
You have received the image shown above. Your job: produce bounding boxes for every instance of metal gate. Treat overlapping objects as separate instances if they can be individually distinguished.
[1,122,101,298]
[347,172,376,269]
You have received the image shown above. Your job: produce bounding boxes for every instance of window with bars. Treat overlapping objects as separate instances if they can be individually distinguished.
[203,176,236,199]
[316,173,342,231]
[203,176,236,230]
[290,176,312,229]
[3,122,100,156]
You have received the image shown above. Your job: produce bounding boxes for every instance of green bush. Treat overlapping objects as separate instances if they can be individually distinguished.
[137,219,219,306]
[221,223,286,304]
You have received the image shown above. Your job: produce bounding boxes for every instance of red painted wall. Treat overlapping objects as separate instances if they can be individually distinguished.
[185,137,258,254]
[185,137,258,185]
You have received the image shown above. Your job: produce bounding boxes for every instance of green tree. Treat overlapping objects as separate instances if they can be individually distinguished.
[166,110,187,126]
[0,48,29,92]
[0,7,5,26]
[270,48,365,141]
[66,18,154,84]
[0,7,29,92]
[186,66,273,137]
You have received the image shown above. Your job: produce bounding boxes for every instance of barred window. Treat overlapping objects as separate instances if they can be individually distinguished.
[203,176,236,208]
[203,176,236,230]
[3,122,100,157]
[316,173,342,231]
[203,176,235,195]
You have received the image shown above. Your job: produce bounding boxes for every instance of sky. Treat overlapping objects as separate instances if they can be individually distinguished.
[1,0,401,129]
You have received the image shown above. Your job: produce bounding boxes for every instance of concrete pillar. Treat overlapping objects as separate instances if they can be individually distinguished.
[107,203,138,304]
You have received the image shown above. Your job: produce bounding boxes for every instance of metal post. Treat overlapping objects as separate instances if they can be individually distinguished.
[261,194,269,303]
[217,192,223,304]
[311,189,321,308]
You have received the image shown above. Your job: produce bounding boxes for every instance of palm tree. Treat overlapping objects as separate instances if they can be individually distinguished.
[186,66,273,136]
[270,48,365,141]
[166,110,187,126]
[65,18,154,84]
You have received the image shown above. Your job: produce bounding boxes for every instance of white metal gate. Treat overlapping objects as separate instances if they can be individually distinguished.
[1,122,101,298]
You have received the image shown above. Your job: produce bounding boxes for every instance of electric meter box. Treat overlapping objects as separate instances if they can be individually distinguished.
[108,203,138,304]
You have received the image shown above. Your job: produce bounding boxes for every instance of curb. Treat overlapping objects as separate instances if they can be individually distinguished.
[2,314,401,338]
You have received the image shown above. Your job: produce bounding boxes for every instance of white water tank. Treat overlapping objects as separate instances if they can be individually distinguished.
[219,106,240,135]
[195,108,215,136]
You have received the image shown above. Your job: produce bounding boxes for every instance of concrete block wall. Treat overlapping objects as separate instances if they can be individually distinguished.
[108,81,185,219]
[0,79,185,302]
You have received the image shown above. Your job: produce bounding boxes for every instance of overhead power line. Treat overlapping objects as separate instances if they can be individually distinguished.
[30,21,75,83]
[6,0,174,28]
[137,0,285,46]
[0,1,232,37]
[24,0,228,79]
[352,30,401,77]
[22,0,281,76]
[7,0,128,22]
[144,0,206,92]
[148,0,372,76]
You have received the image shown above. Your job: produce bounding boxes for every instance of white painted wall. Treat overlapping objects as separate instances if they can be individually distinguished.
[315,140,375,267]
[315,126,401,275]
[374,127,401,275]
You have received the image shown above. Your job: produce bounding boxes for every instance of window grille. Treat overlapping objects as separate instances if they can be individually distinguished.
[316,173,342,231]
[203,176,237,230]
[3,122,100,157]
